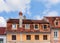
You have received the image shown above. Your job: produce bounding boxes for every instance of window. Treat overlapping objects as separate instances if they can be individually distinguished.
[43,25,47,29]
[35,35,39,40]
[54,31,58,38]
[34,24,39,30]
[55,20,59,26]
[25,24,30,29]
[12,24,17,29]
[55,21,58,25]
[12,35,16,40]
[0,39,3,43]
[26,35,31,40]
[43,35,47,40]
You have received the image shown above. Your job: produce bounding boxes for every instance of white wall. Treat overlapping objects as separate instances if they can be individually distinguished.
[0,35,6,43]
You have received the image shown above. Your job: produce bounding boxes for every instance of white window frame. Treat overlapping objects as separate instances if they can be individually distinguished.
[25,24,30,29]
[12,24,17,30]
[54,30,58,38]
[34,24,39,30]
[54,30,59,40]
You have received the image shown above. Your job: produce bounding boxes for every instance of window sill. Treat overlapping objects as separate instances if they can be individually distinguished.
[34,28,39,30]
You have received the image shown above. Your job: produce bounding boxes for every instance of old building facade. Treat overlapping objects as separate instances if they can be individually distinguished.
[0,12,60,43]
[6,12,50,43]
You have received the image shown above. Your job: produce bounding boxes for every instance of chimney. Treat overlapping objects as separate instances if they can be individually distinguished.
[19,12,23,28]
[19,12,23,16]
[23,15,26,19]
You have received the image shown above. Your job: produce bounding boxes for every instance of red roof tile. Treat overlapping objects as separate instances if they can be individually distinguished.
[7,19,49,24]
[6,28,50,33]
[45,17,60,26]
[0,27,6,35]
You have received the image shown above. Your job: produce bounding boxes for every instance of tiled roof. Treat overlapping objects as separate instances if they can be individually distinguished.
[0,27,6,35]
[52,27,60,29]
[6,28,50,33]
[45,16,60,26]
[7,19,49,24]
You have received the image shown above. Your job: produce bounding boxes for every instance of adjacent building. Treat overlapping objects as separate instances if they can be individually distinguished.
[45,17,60,43]
[0,27,6,43]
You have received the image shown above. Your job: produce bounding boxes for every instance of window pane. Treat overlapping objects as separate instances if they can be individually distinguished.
[12,35,16,40]
[0,39,3,43]
[56,22,58,25]
[26,35,31,40]
[35,25,38,29]
[12,24,16,29]
[44,25,47,29]
[43,35,47,40]
[35,35,39,40]
[54,31,57,38]
[25,24,30,29]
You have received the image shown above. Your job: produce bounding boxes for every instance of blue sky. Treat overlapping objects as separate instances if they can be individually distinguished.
[0,0,60,27]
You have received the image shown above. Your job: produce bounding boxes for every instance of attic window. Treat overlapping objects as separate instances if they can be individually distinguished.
[25,24,30,29]
[12,24,17,29]
[43,25,47,30]
[56,21,58,25]
[34,24,39,30]
[55,20,58,26]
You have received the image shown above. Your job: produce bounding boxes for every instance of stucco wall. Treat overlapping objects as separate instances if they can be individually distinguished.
[51,29,60,43]
[7,40,50,43]
[7,33,50,42]
[0,35,6,43]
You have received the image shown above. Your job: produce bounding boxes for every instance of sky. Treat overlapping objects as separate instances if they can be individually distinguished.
[0,0,60,27]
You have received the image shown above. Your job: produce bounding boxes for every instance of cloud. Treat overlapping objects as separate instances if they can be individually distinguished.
[35,0,59,17]
[47,0,60,4]
[43,11,59,16]
[45,0,60,9]
[0,0,11,12]
[0,17,6,27]
[0,0,31,14]
[33,15,43,20]
[36,0,60,8]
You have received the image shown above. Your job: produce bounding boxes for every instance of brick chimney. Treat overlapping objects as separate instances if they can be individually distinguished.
[19,12,23,28]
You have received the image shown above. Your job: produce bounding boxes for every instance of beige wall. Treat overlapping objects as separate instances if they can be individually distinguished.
[7,33,50,41]
[7,33,20,41]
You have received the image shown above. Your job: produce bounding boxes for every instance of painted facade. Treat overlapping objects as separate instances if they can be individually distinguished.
[45,17,60,43]
[6,12,51,43]
[0,12,60,43]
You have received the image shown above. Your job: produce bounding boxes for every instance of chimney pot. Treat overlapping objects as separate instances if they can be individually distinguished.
[19,12,23,16]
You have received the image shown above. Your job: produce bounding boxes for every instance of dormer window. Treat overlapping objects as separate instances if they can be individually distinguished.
[56,21,58,25]
[43,25,47,30]
[12,24,17,30]
[25,24,30,29]
[54,20,59,26]
[55,20,58,26]
[34,24,39,30]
